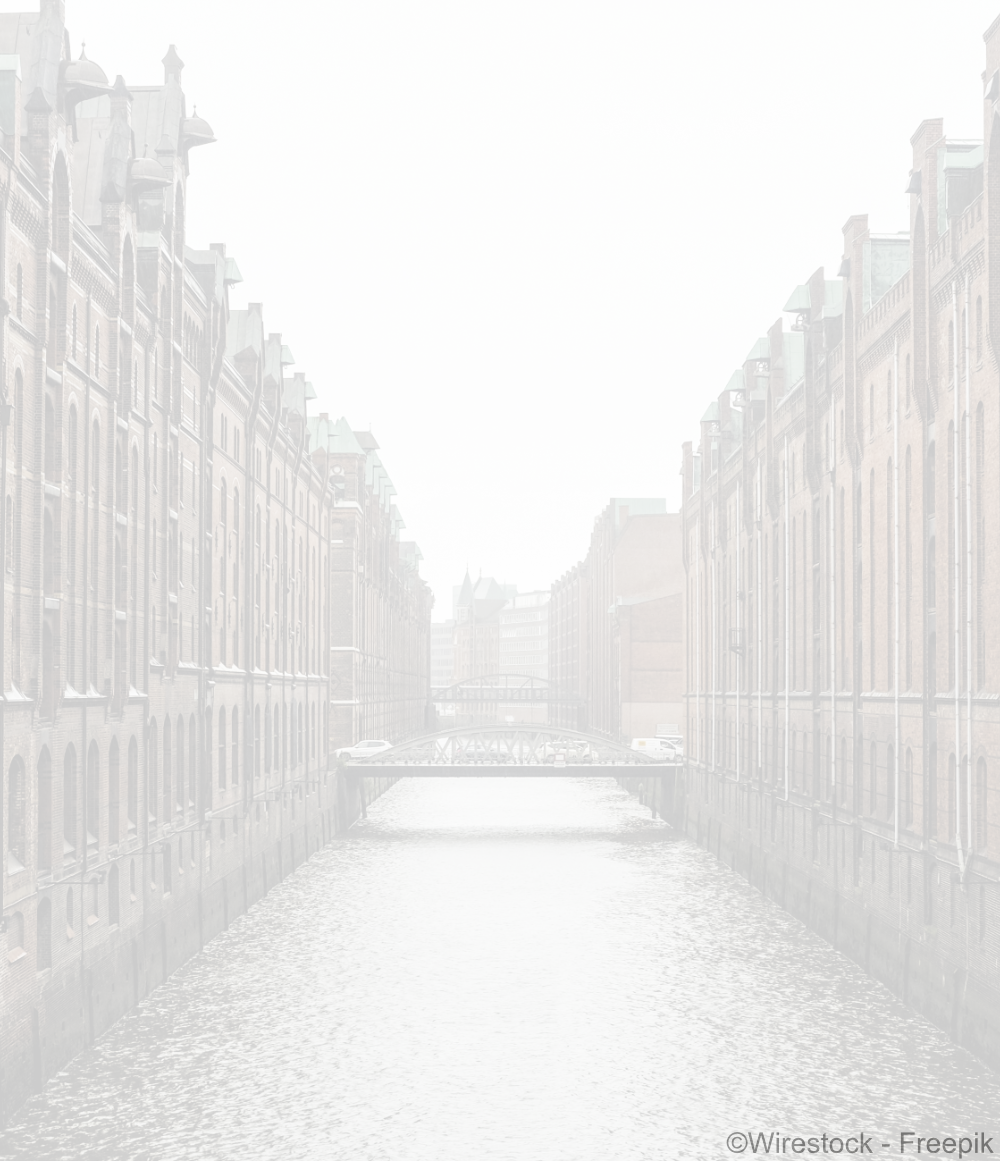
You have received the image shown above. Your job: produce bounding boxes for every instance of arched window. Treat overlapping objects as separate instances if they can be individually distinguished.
[127,736,138,833]
[265,703,272,773]
[108,863,120,927]
[149,719,158,823]
[948,319,955,383]
[37,748,52,871]
[189,714,197,808]
[86,741,99,850]
[36,897,52,971]
[976,758,988,851]
[162,717,172,822]
[63,745,77,860]
[254,705,261,781]
[948,753,957,841]
[975,295,983,364]
[218,708,226,789]
[886,744,895,821]
[904,748,913,828]
[6,756,26,872]
[869,742,877,816]
[231,706,239,785]
[91,418,101,501]
[108,738,120,845]
[176,715,185,813]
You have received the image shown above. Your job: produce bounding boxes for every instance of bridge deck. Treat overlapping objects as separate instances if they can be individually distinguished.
[343,763,680,777]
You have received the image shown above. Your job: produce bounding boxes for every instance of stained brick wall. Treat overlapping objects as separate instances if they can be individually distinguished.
[0,4,430,1122]
[680,16,1000,1067]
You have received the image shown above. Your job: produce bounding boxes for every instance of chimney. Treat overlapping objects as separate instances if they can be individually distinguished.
[0,56,20,167]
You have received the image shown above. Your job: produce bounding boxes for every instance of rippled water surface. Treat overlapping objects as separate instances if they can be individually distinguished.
[3,778,999,1160]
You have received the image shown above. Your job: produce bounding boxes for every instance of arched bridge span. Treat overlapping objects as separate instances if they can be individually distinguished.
[341,724,679,777]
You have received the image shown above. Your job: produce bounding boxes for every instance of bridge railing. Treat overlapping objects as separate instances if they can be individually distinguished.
[342,724,679,772]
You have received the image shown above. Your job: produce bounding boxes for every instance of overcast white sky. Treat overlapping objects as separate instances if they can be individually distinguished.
[17,0,1000,614]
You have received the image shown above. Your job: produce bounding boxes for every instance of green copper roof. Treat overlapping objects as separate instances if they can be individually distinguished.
[262,333,283,386]
[328,417,366,455]
[608,494,664,531]
[780,282,813,311]
[783,330,805,389]
[743,336,766,362]
[305,414,330,445]
[937,142,983,236]
[226,306,264,364]
[863,236,909,314]
[817,279,840,318]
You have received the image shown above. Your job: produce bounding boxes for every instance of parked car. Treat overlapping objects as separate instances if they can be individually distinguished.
[335,739,393,759]
[534,743,594,761]
[658,734,684,757]
[630,737,678,758]
[455,743,490,761]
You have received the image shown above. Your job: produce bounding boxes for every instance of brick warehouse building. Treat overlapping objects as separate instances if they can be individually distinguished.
[679,15,1000,1066]
[550,499,684,741]
[0,0,430,1116]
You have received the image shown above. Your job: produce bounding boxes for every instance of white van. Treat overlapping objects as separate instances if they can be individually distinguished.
[630,737,678,757]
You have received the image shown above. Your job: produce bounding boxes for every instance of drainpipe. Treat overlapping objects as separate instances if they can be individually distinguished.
[695,526,701,766]
[784,434,789,801]
[830,414,837,815]
[736,480,741,781]
[711,503,717,772]
[952,282,965,878]
[964,272,974,870]
[894,337,900,849]
[757,460,762,783]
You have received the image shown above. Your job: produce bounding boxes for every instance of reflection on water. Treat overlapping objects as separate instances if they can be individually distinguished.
[2,778,998,1161]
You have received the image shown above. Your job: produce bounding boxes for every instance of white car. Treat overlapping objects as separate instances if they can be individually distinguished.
[335,739,393,759]
[658,735,684,757]
[630,737,678,758]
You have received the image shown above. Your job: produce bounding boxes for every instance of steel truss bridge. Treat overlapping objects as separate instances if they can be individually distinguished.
[430,674,581,706]
[342,724,680,777]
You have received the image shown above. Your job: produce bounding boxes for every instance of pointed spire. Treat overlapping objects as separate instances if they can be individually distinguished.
[162,44,184,83]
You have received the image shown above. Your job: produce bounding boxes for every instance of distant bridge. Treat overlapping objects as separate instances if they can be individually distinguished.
[430,674,582,706]
[341,724,679,776]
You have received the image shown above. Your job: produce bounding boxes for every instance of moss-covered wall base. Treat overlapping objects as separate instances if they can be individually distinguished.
[616,767,1000,1074]
[1,773,397,1123]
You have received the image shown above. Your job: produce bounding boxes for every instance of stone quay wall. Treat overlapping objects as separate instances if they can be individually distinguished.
[617,768,1000,1074]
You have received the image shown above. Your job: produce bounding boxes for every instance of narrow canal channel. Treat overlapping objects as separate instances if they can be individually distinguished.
[2,778,998,1161]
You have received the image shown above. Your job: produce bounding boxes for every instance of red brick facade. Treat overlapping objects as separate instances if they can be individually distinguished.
[549,499,684,741]
[680,17,1000,1065]
[0,1,430,1117]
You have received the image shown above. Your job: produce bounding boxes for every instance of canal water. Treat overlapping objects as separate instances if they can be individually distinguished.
[2,778,999,1161]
